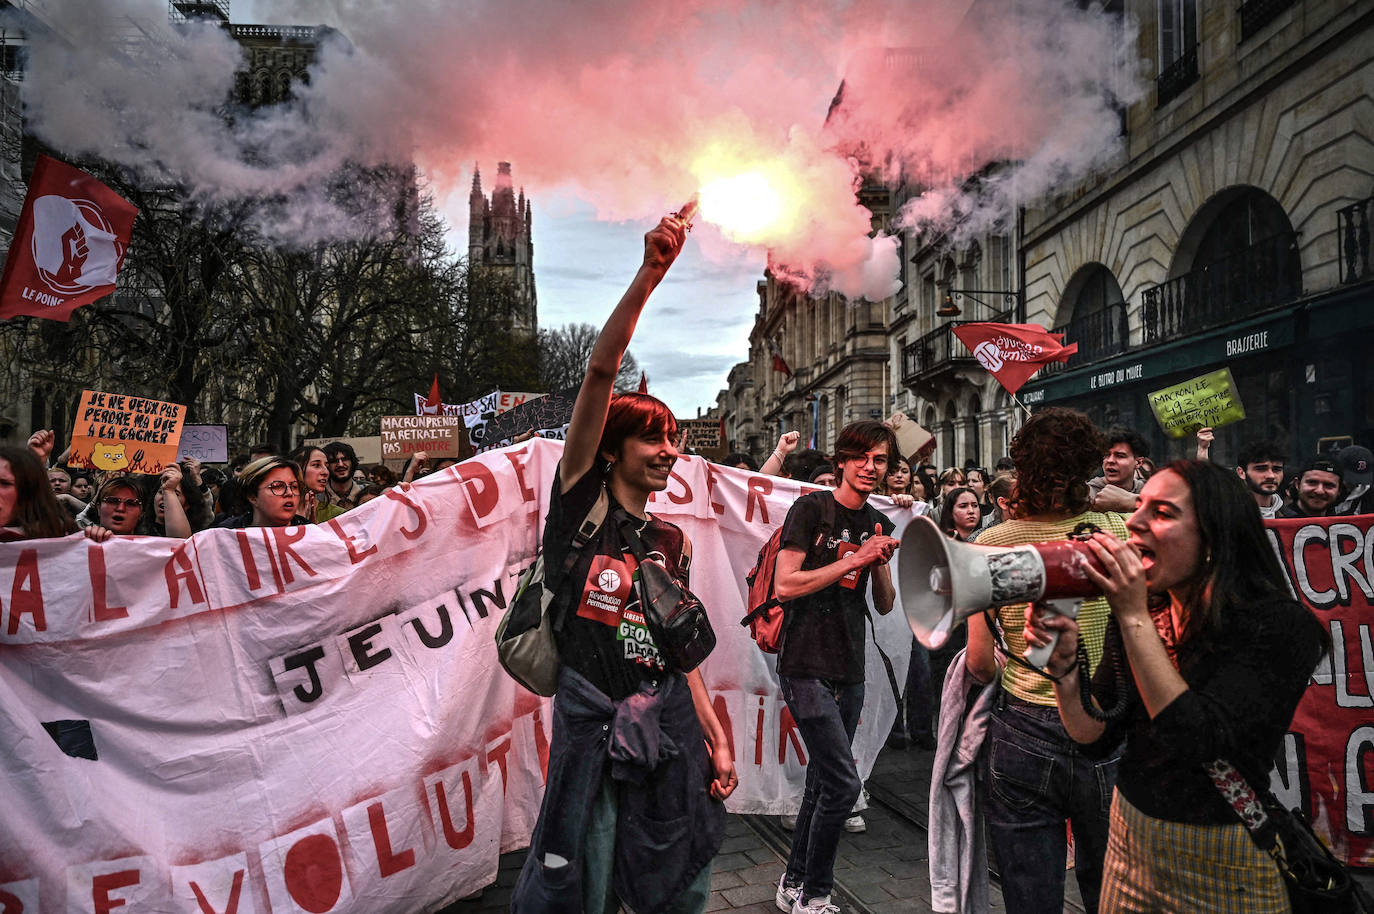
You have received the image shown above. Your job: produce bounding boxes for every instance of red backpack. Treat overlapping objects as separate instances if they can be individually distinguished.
[741,494,835,652]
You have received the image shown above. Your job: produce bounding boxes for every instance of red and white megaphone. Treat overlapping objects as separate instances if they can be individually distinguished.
[897,516,1105,667]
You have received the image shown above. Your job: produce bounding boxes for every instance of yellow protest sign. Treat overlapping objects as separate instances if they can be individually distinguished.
[69,390,188,474]
[1147,368,1246,439]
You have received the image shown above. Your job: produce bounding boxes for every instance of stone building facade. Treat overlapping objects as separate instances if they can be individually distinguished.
[1017,0,1374,464]
[716,0,1374,470]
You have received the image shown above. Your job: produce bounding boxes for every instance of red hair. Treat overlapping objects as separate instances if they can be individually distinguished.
[598,393,677,458]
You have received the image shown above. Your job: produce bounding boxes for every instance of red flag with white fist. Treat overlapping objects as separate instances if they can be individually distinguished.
[0,155,139,322]
[952,322,1078,395]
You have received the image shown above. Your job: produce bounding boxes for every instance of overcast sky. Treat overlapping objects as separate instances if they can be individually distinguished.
[436,185,763,418]
[227,2,767,418]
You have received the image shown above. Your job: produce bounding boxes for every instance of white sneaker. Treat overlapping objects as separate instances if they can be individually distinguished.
[781,814,797,830]
[843,813,866,833]
[792,894,840,914]
[775,875,802,912]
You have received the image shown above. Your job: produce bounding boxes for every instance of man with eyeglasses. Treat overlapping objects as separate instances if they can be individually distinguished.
[320,441,364,512]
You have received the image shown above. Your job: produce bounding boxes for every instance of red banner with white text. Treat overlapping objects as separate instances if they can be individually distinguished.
[0,439,913,913]
[1266,516,1374,867]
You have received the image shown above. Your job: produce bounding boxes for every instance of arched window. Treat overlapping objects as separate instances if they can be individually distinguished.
[1145,187,1299,343]
[964,392,981,468]
[1058,264,1128,363]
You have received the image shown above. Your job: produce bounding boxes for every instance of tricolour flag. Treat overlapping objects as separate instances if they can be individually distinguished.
[0,155,139,322]
[768,336,792,378]
[951,322,1078,395]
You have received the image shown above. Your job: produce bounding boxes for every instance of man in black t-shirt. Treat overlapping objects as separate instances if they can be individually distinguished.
[771,420,899,914]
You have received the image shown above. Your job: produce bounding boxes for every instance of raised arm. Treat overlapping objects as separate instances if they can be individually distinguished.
[560,217,686,492]
[760,430,800,477]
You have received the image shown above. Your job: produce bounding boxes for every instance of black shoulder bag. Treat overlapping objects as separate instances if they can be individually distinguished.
[615,509,716,673]
[1206,758,1373,914]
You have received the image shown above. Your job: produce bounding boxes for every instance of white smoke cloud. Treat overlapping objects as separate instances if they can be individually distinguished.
[13,0,1143,298]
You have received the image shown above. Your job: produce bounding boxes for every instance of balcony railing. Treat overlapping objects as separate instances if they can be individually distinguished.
[1338,196,1373,285]
[1140,232,1300,345]
[901,309,1013,385]
[1240,0,1296,42]
[1039,302,1131,377]
[1156,45,1198,108]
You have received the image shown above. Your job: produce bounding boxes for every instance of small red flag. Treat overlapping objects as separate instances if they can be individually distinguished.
[424,373,442,413]
[951,322,1078,395]
[769,336,792,378]
[637,371,648,394]
[0,155,138,322]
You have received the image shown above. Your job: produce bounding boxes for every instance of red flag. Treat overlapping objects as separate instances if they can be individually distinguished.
[637,371,648,394]
[769,336,792,378]
[424,374,442,413]
[0,156,138,322]
[951,322,1078,395]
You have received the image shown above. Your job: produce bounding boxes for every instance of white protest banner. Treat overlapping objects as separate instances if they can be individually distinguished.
[0,440,912,912]
[176,424,228,463]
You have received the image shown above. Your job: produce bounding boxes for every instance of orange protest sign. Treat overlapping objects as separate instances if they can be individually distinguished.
[68,389,187,475]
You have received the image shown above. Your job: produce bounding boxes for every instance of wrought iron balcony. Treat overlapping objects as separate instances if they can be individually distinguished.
[901,310,1012,386]
[1039,302,1131,378]
[1338,196,1373,285]
[1156,45,1198,108]
[1140,231,1300,345]
[1240,0,1296,42]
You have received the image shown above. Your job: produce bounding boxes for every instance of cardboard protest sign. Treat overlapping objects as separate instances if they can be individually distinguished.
[1147,368,1246,438]
[677,418,726,457]
[305,435,384,465]
[380,415,464,459]
[175,424,228,463]
[68,389,187,474]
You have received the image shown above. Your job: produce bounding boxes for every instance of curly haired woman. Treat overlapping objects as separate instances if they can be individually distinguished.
[964,408,1128,914]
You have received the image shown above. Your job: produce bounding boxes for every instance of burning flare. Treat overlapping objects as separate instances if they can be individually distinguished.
[697,170,786,240]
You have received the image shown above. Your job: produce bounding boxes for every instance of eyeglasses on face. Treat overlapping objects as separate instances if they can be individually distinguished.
[265,481,301,496]
[101,496,142,509]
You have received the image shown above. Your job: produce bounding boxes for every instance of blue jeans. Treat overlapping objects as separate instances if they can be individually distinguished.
[983,695,1119,914]
[780,676,865,901]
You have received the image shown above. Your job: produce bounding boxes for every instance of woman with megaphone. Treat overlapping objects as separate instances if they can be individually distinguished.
[1024,460,1327,912]
[963,407,1128,914]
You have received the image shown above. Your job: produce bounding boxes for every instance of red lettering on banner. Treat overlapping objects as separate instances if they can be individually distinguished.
[746,477,773,525]
[326,518,378,564]
[665,470,693,505]
[485,735,512,793]
[779,706,807,766]
[92,869,140,913]
[234,530,262,591]
[705,465,725,516]
[271,526,318,585]
[0,889,22,912]
[434,769,476,850]
[712,693,735,760]
[754,694,766,768]
[503,447,537,503]
[7,549,45,634]
[165,544,207,610]
[189,870,244,914]
[383,487,427,540]
[455,462,499,520]
[87,545,128,623]
[283,833,344,913]
[367,801,416,877]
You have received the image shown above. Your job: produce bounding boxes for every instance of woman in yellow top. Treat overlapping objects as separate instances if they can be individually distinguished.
[965,408,1126,914]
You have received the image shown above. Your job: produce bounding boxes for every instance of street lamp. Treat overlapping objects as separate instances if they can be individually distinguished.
[939,288,1021,319]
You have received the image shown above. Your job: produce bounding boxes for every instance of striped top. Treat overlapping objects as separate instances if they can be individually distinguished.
[976,512,1129,705]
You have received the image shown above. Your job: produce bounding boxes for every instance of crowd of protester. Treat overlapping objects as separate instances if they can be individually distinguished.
[3,211,1369,914]
[0,432,453,544]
